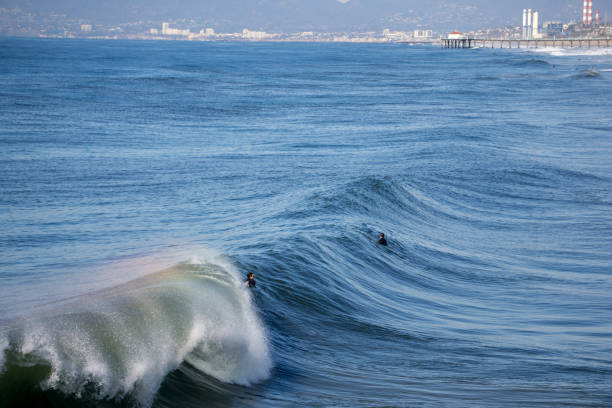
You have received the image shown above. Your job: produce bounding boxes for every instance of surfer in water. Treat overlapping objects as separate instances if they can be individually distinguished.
[245,272,256,288]
[378,233,388,246]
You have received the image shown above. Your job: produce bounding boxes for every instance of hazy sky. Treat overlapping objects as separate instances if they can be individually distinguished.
[3,0,611,31]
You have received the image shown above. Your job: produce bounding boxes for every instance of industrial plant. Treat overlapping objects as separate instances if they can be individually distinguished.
[582,0,600,25]
[521,1,605,41]
[443,0,610,49]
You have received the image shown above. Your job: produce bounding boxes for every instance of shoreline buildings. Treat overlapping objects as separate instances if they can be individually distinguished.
[3,2,608,42]
[151,22,435,43]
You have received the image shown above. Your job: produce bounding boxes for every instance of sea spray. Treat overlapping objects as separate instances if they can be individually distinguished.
[0,335,7,373]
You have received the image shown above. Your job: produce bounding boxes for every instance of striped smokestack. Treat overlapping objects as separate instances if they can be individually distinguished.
[583,0,588,24]
[595,9,600,24]
[588,1,593,24]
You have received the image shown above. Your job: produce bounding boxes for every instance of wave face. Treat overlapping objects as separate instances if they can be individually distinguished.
[0,258,272,406]
[1,39,612,407]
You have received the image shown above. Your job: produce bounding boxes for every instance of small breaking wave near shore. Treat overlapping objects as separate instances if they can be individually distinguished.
[527,47,612,57]
[0,254,272,407]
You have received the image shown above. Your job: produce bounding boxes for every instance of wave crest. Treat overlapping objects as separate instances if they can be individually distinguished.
[571,69,601,79]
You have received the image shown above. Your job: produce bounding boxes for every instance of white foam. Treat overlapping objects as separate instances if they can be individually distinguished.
[187,256,273,386]
[529,47,612,57]
[6,250,272,406]
[0,334,7,372]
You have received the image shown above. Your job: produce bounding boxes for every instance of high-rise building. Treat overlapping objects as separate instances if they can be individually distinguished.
[532,11,540,38]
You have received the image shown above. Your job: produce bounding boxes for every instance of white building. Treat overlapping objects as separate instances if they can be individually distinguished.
[80,24,92,32]
[200,28,215,36]
[544,21,563,36]
[414,30,433,39]
[242,29,269,40]
[382,29,412,42]
[162,22,190,36]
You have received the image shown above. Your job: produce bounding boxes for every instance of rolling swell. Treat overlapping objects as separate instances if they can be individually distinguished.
[1,170,609,407]
[245,164,611,405]
[0,258,271,407]
[570,69,601,79]
[511,58,551,67]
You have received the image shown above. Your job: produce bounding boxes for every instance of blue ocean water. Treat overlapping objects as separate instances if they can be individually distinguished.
[0,38,611,407]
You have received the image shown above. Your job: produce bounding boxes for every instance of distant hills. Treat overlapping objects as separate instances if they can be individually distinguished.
[0,0,594,31]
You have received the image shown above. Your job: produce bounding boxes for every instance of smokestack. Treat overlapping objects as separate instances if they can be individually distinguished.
[583,0,589,24]
[588,1,593,25]
[523,9,528,39]
[527,9,533,39]
[595,9,600,24]
[533,11,539,38]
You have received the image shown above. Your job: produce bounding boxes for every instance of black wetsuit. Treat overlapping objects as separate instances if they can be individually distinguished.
[378,237,388,246]
[246,278,256,288]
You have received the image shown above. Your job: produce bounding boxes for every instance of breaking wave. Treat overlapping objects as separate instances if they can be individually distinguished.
[530,47,612,57]
[0,255,272,407]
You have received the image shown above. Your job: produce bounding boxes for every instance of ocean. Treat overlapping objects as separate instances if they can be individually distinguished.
[0,38,611,407]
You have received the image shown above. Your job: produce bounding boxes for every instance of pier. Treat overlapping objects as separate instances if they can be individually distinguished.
[441,38,611,49]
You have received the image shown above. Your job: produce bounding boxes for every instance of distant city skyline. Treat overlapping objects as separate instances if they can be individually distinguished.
[2,0,608,32]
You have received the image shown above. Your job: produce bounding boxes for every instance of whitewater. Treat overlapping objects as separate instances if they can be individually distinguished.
[1,39,611,407]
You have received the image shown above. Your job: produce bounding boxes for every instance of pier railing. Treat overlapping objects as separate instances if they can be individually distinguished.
[441,38,611,49]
